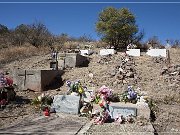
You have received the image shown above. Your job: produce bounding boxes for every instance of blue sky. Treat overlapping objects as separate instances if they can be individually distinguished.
[0,1,180,44]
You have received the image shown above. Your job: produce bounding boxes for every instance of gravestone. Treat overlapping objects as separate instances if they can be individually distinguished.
[146,49,166,57]
[109,106,137,118]
[99,49,115,56]
[126,49,140,56]
[109,102,150,119]
[51,95,81,114]
[13,69,63,92]
[57,53,89,69]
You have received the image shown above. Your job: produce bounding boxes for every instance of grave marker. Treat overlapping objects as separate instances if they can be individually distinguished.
[109,106,137,118]
[51,95,81,114]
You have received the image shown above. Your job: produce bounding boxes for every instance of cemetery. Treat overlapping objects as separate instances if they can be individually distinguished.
[1,45,179,135]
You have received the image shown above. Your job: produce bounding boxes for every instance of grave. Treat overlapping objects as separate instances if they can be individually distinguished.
[109,102,150,119]
[51,95,81,114]
[93,102,150,120]
[80,50,93,56]
[57,53,89,69]
[126,49,140,56]
[99,49,115,56]
[12,69,64,92]
[146,49,166,57]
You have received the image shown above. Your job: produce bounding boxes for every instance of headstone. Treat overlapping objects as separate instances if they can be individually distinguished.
[100,49,114,56]
[126,49,140,56]
[57,53,89,68]
[109,105,137,118]
[51,95,81,114]
[146,49,166,57]
[13,69,63,91]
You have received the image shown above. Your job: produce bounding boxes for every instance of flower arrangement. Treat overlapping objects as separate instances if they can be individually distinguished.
[66,80,85,95]
[120,85,139,104]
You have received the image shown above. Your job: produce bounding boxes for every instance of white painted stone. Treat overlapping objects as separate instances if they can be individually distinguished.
[100,49,114,56]
[80,50,90,56]
[146,49,166,57]
[126,49,140,56]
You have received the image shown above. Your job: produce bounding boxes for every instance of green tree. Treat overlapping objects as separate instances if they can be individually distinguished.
[96,7,143,49]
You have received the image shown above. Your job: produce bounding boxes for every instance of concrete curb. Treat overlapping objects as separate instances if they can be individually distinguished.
[76,120,93,135]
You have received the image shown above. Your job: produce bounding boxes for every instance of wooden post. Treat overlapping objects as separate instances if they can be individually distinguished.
[167,49,170,67]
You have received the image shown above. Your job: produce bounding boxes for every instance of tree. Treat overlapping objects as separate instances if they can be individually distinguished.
[96,7,143,49]
[11,24,28,46]
[78,34,94,42]
[0,24,9,35]
[147,36,164,48]
[25,22,52,47]
[0,24,11,47]
[169,39,180,48]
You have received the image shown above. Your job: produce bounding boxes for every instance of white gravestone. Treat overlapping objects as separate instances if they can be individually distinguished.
[126,49,140,56]
[146,49,166,57]
[100,49,115,56]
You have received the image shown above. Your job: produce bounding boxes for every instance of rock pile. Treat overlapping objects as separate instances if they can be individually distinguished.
[152,56,166,64]
[97,55,114,64]
[108,55,139,87]
[161,64,180,88]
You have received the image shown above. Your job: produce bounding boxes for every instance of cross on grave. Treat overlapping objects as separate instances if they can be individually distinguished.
[18,70,34,86]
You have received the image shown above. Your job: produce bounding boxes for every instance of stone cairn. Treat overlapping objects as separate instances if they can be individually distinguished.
[109,55,139,86]
[96,54,139,90]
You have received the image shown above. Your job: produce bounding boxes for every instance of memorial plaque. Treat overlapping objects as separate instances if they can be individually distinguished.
[109,106,137,118]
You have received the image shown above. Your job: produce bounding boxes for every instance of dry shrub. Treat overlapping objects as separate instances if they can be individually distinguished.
[0,45,50,64]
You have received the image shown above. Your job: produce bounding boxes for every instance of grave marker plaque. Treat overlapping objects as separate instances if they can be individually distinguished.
[52,95,80,114]
[109,106,137,118]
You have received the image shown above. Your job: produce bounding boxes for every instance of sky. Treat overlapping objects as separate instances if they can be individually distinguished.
[0,0,180,44]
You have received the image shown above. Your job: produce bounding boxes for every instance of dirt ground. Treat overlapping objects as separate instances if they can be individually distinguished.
[1,48,180,134]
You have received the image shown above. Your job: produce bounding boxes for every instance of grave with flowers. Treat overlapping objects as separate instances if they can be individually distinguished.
[0,70,16,109]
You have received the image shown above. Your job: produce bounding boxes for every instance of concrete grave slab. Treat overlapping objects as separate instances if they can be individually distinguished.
[146,49,166,57]
[126,49,140,56]
[0,113,87,135]
[12,69,64,92]
[80,50,93,56]
[109,102,150,120]
[99,49,115,56]
[109,105,137,118]
[57,53,89,68]
[51,95,81,114]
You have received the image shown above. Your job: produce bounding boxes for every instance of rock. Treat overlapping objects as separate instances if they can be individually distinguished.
[126,72,134,78]
[116,74,124,80]
[123,79,127,84]
[110,70,116,76]
[161,67,168,75]
[83,91,91,102]
[88,73,94,79]
[51,95,81,114]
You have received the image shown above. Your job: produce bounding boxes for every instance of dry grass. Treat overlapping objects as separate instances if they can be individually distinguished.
[0,45,50,65]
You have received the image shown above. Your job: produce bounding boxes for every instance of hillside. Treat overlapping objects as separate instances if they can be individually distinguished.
[0,47,180,134]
